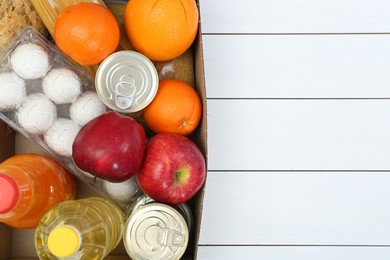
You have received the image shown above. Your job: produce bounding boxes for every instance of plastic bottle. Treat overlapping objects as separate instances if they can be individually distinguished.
[35,197,125,260]
[0,153,76,229]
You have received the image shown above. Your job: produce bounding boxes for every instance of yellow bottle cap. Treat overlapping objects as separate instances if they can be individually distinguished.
[48,225,81,257]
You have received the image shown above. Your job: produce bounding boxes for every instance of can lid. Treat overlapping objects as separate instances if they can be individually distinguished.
[131,195,193,235]
[0,174,19,213]
[95,50,158,113]
[124,203,189,260]
[48,225,82,258]
[130,194,155,212]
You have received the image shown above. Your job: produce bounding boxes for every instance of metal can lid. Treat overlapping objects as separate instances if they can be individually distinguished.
[131,195,194,235]
[124,203,189,260]
[95,51,158,113]
[130,194,154,211]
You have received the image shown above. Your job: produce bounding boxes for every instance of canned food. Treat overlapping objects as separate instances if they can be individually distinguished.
[123,203,189,260]
[131,194,194,235]
[95,50,158,113]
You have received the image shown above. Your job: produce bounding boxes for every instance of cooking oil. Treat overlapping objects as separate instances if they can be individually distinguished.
[34,197,125,260]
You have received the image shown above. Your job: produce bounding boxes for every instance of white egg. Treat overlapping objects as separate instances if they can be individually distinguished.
[70,91,106,126]
[44,118,80,157]
[17,93,57,135]
[10,43,51,79]
[42,68,82,104]
[0,72,26,110]
[103,177,140,203]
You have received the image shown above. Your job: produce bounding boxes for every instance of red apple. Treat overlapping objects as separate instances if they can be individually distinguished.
[72,111,146,182]
[138,133,206,204]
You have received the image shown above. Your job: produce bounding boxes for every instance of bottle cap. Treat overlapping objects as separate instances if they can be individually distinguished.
[48,225,81,257]
[95,50,158,113]
[0,174,19,213]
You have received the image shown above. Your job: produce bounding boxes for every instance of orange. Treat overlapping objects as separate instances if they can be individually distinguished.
[144,79,202,135]
[54,3,120,66]
[124,0,199,61]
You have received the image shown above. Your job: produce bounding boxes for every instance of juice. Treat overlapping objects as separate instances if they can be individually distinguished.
[0,153,76,229]
[35,197,125,259]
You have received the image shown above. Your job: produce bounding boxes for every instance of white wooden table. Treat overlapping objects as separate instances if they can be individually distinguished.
[197,0,390,259]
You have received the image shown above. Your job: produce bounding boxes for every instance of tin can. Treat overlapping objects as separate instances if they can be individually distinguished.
[131,194,194,235]
[123,201,189,260]
[95,50,158,113]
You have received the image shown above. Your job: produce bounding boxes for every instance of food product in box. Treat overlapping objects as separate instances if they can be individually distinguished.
[0,26,117,207]
[138,133,206,205]
[10,42,51,79]
[0,153,76,229]
[154,48,195,87]
[16,93,57,135]
[0,72,26,110]
[123,202,189,260]
[123,0,199,61]
[44,118,81,157]
[29,0,129,76]
[143,79,202,136]
[35,197,125,259]
[53,2,120,66]
[131,194,194,235]
[105,1,196,86]
[42,68,82,104]
[95,50,158,113]
[71,111,146,183]
[69,91,106,127]
[0,0,48,53]
[103,177,141,203]
[0,26,95,153]
[29,0,105,37]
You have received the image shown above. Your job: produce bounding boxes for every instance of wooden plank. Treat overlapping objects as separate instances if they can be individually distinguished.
[197,246,390,260]
[198,172,390,245]
[203,35,390,99]
[199,0,390,34]
[207,99,390,171]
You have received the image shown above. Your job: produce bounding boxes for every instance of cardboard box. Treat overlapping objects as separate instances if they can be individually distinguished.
[0,2,207,259]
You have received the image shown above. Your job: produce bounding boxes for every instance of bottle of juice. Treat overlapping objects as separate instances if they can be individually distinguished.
[0,153,76,229]
[35,197,125,260]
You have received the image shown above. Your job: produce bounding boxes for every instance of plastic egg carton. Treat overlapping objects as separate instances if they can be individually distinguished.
[0,26,140,211]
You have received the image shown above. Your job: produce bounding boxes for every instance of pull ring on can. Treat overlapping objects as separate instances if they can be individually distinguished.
[95,50,158,113]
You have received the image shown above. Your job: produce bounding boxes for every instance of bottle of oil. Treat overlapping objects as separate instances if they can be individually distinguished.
[35,197,125,260]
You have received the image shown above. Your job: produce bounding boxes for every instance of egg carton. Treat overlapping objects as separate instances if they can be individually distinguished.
[0,26,141,211]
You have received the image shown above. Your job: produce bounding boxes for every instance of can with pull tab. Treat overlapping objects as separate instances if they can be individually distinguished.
[131,194,194,235]
[95,50,158,113]
[123,202,189,260]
